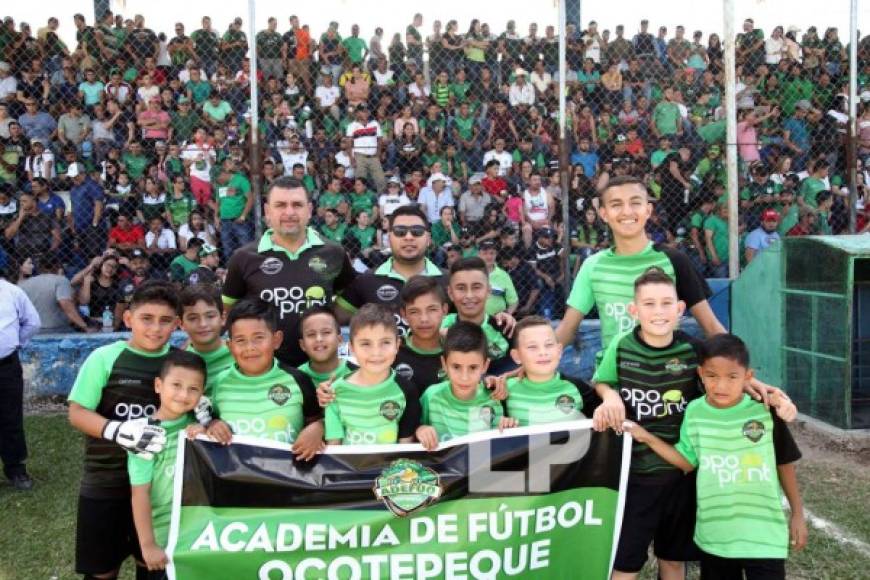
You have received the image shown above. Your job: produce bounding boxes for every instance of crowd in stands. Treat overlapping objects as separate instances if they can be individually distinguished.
[0,12,868,333]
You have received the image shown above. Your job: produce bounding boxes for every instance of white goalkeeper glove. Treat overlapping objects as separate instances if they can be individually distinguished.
[103,417,167,460]
[194,396,214,427]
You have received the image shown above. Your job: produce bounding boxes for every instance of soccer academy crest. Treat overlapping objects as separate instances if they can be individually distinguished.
[373,459,442,516]
[742,419,765,442]
[556,395,576,414]
[665,358,688,374]
[380,400,402,421]
[268,385,292,406]
[308,255,328,274]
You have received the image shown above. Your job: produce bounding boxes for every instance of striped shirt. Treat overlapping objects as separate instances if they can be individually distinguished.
[506,373,596,427]
[346,120,381,155]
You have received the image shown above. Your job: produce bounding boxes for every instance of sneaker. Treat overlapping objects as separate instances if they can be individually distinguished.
[9,473,33,491]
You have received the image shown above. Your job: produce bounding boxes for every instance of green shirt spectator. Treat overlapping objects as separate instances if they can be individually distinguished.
[342,36,367,64]
[216,173,250,220]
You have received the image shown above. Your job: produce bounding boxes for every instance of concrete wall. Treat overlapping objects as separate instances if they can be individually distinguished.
[21,319,703,399]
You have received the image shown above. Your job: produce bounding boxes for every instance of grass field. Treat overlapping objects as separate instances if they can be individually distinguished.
[1,415,868,580]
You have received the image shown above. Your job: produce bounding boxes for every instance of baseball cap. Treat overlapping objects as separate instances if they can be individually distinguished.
[538,227,556,238]
[429,172,447,183]
[514,68,528,77]
[761,209,780,221]
[615,134,627,143]
[66,162,84,178]
[479,239,498,251]
[199,243,218,257]
[795,100,812,111]
[860,90,870,103]
[468,173,484,185]
[130,249,147,259]
[30,138,44,147]
[387,176,402,187]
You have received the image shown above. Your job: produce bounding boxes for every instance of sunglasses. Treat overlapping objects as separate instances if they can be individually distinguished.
[391,225,427,238]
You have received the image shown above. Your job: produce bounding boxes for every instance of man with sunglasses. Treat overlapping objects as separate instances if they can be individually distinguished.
[337,205,446,336]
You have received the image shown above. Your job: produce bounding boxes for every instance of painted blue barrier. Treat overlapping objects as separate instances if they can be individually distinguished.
[21,318,703,399]
[706,278,731,331]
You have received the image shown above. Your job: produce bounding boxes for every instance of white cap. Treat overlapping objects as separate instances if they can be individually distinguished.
[66,162,84,178]
[514,68,528,77]
[787,25,801,34]
[429,172,447,183]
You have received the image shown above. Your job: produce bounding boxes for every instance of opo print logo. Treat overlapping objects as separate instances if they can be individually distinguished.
[260,286,327,317]
[621,388,688,420]
[700,452,772,488]
[604,301,636,334]
[113,402,157,420]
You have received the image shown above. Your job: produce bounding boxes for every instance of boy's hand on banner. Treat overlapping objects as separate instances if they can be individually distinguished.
[415,426,439,451]
[103,418,166,460]
[292,422,325,461]
[594,389,626,433]
[205,419,233,445]
[194,396,214,426]
[317,374,338,407]
[498,417,518,432]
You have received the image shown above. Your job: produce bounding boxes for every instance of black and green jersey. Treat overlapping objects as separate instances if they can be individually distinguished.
[212,360,319,444]
[298,359,355,386]
[337,258,446,336]
[421,381,504,442]
[223,228,355,366]
[393,338,445,394]
[68,341,175,498]
[186,343,234,397]
[676,395,801,559]
[566,242,710,354]
[592,328,704,476]
[441,314,512,372]
[506,373,598,427]
[324,371,421,445]
[127,415,192,547]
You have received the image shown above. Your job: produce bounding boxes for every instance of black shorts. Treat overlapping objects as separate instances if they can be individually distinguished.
[75,494,143,575]
[613,471,700,573]
[699,551,785,580]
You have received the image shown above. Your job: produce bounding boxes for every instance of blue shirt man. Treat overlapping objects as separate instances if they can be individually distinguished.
[68,163,104,233]
[744,209,782,264]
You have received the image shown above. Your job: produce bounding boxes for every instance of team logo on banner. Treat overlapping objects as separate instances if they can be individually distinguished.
[380,400,401,421]
[742,420,765,442]
[373,459,442,516]
[268,385,291,406]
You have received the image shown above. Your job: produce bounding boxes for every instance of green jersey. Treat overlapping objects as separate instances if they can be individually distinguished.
[298,359,354,386]
[165,193,197,227]
[212,360,319,444]
[566,243,710,353]
[486,266,519,315]
[675,395,801,559]
[798,177,826,208]
[342,36,367,64]
[186,343,234,397]
[506,373,596,427]
[68,341,174,498]
[127,415,192,547]
[592,328,703,475]
[324,371,421,445]
[441,313,511,366]
[704,214,729,263]
[421,381,504,442]
[319,222,348,244]
[169,254,199,282]
[216,173,251,220]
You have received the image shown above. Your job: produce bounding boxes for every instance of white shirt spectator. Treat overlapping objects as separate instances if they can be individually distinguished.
[482,149,513,176]
[582,33,602,63]
[315,84,340,107]
[524,189,550,222]
[379,191,411,217]
[509,82,535,107]
[530,71,553,94]
[373,69,394,87]
[178,223,216,245]
[136,84,160,104]
[276,145,308,175]
[146,228,177,250]
[25,150,55,179]
[177,68,206,84]
[408,82,430,101]
[0,75,17,101]
[334,150,355,178]
[181,142,216,182]
[418,185,454,223]
[104,82,133,105]
[765,37,784,65]
[346,120,381,156]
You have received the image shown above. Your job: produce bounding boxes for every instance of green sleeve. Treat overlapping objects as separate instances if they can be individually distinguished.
[673,411,699,467]
[420,391,431,425]
[535,153,545,170]
[324,403,344,441]
[233,174,251,195]
[128,451,155,486]
[739,187,751,201]
[68,342,125,410]
[566,254,598,314]
[591,333,622,385]
[511,150,521,163]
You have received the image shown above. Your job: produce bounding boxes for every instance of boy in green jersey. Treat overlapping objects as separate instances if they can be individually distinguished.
[325,304,421,445]
[505,316,623,427]
[206,300,324,460]
[68,281,180,579]
[298,306,354,385]
[129,351,207,576]
[180,285,232,399]
[416,322,517,449]
[627,334,806,580]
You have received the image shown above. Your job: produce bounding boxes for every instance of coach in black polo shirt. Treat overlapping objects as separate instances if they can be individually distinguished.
[337,205,446,335]
[222,176,355,365]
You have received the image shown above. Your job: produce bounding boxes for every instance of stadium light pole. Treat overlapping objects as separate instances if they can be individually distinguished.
[559,0,572,297]
[248,0,264,236]
[723,0,739,279]
[847,0,859,233]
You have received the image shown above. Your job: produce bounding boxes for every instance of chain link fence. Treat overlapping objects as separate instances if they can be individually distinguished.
[0,8,867,332]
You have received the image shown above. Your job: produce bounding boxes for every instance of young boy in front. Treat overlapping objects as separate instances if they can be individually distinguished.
[324,304,421,445]
[298,306,354,385]
[207,300,324,460]
[180,284,232,397]
[626,334,806,580]
[442,257,516,375]
[128,351,207,578]
[68,280,180,579]
[416,322,517,449]
[395,275,450,393]
[506,316,624,427]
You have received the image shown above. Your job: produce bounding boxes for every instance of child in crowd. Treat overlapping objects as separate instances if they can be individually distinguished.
[185,242,221,287]
[68,281,180,579]
[179,284,232,397]
[206,300,323,460]
[298,306,355,385]
[416,322,517,449]
[128,351,207,577]
[626,334,806,580]
[324,304,420,445]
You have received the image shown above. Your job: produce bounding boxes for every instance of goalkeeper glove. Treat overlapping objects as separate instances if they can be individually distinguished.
[102,417,167,460]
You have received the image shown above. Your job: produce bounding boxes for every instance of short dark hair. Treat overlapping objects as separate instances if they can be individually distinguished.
[180,284,223,313]
[697,334,750,369]
[598,175,648,200]
[400,275,447,307]
[187,237,206,252]
[512,315,553,347]
[443,321,488,359]
[298,305,340,335]
[130,280,181,314]
[159,349,207,382]
[265,175,310,202]
[226,299,278,336]
[449,256,488,277]
[388,204,428,228]
[815,190,833,205]
[349,303,398,341]
[633,266,676,295]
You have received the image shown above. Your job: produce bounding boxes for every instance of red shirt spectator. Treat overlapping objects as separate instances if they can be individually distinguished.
[108,217,146,250]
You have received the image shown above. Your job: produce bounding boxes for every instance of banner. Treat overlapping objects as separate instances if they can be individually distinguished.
[166,420,631,580]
